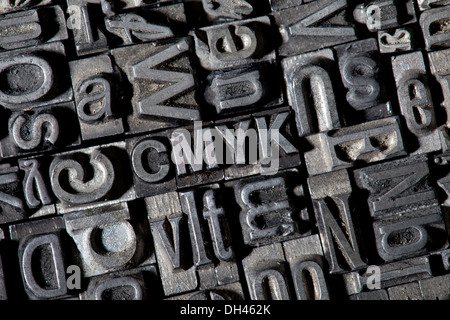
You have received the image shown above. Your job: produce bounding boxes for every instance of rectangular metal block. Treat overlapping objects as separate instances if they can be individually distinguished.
[349,290,389,300]
[283,235,330,300]
[428,49,450,135]
[49,141,136,214]
[304,116,406,176]
[0,6,68,51]
[166,282,245,300]
[335,38,393,121]
[168,122,225,189]
[179,185,239,289]
[67,0,109,56]
[419,274,450,300]
[354,0,417,32]
[228,169,312,247]
[343,256,432,295]
[0,0,51,13]
[251,107,302,176]
[378,28,413,53]
[270,0,315,11]
[273,0,358,57]
[0,164,27,224]
[104,2,186,47]
[0,41,73,111]
[126,131,176,198]
[9,216,69,299]
[192,16,276,70]
[308,170,366,274]
[0,102,81,160]
[282,48,342,137]
[388,282,423,300]
[69,54,124,141]
[0,228,6,300]
[354,154,440,219]
[417,0,450,10]
[204,62,284,117]
[18,156,57,220]
[79,265,160,300]
[110,38,203,135]
[391,51,441,154]
[373,205,447,264]
[196,0,270,23]
[420,5,450,51]
[242,243,292,300]
[146,192,198,296]
[64,202,155,277]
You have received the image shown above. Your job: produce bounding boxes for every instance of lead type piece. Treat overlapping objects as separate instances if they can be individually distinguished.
[304,116,406,176]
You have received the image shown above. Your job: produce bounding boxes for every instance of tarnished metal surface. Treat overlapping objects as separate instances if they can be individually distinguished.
[0,0,450,302]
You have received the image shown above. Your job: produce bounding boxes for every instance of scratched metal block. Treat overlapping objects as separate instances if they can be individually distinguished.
[110,38,202,135]
[308,170,366,274]
[378,28,413,53]
[80,265,160,300]
[169,122,224,189]
[228,169,312,247]
[372,208,447,262]
[204,62,284,117]
[335,38,393,121]
[49,141,136,214]
[0,158,58,224]
[104,2,186,47]
[282,49,342,137]
[69,54,124,141]
[439,249,450,270]
[0,0,51,13]
[354,155,448,262]
[197,0,270,22]
[67,0,109,56]
[349,290,389,300]
[192,16,276,71]
[179,185,239,289]
[0,6,68,51]
[0,41,73,111]
[420,5,450,51]
[9,217,71,300]
[110,0,175,10]
[428,49,450,138]
[250,107,302,175]
[18,156,57,220]
[0,164,27,224]
[126,131,176,198]
[304,116,406,176]
[213,114,261,180]
[167,282,245,300]
[270,0,309,11]
[282,235,330,300]
[419,274,450,300]
[343,256,432,295]
[387,282,423,300]
[417,0,450,10]
[272,0,358,57]
[354,154,440,219]
[0,102,81,160]
[146,192,198,296]
[212,107,301,179]
[64,202,155,277]
[0,229,6,300]
[242,243,292,300]
[353,0,417,32]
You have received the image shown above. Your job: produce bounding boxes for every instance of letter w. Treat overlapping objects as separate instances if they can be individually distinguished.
[130,39,200,120]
